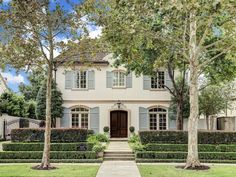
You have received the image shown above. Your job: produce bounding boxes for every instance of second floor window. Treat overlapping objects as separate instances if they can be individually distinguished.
[75,71,87,89]
[113,71,125,87]
[151,71,165,89]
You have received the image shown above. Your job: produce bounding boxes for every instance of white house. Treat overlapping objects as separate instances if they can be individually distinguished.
[56,53,175,137]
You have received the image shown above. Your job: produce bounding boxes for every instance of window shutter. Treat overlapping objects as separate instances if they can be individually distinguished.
[126,73,132,88]
[143,75,151,90]
[90,107,100,133]
[61,107,70,127]
[88,70,95,90]
[139,107,149,130]
[65,71,74,89]
[106,71,113,88]
[165,70,173,89]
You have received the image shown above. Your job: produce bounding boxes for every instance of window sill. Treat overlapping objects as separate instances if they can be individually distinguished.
[71,88,89,91]
[150,88,167,91]
[112,86,126,89]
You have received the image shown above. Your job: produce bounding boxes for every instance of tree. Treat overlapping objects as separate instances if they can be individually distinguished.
[83,0,236,168]
[19,70,46,101]
[36,80,63,127]
[0,0,85,169]
[0,92,26,117]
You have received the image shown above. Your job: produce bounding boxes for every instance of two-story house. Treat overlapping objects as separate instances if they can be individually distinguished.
[56,53,175,138]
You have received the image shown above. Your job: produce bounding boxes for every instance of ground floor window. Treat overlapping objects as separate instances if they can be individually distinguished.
[149,107,167,130]
[71,107,89,128]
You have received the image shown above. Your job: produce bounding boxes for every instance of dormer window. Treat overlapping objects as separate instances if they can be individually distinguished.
[113,71,126,87]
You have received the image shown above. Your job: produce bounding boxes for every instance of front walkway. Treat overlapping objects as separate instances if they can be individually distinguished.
[96,141,141,177]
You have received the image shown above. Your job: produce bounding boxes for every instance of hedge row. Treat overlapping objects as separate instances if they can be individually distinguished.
[139,131,236,144]
[135,159,236,163]
[0,151,96,159]
[3,143,94,151]
[0,159,103,163]
[11,128,94,142]
[145,144,236,152]
[136,151,236,160]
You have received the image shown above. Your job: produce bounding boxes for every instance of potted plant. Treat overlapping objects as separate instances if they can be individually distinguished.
[103,126,110,138]
[93,144,106,158]
[129,126,135,135]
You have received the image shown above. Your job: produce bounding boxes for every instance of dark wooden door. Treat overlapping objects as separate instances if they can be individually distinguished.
[110,111,128,138]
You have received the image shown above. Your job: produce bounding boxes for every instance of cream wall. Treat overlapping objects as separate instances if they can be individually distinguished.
[61,101,170,134]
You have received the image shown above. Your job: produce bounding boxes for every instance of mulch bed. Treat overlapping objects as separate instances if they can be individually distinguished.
[31,165,57,170]
[176,165,210,170]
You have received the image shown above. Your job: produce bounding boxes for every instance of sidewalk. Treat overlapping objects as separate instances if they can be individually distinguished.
[96,141,141,177]
[96,161,141,177]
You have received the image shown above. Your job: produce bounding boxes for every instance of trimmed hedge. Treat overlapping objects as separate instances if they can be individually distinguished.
[3,143,94,151]
[0,159,103,163]
[0,151,96,159]
[135,159,236,163]
[11,128,94,142]
[145,144,236,152]
[139,131,236,144]
[136,151,236,160]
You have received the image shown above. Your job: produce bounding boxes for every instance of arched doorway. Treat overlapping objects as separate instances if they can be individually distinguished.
[110,110,128,138]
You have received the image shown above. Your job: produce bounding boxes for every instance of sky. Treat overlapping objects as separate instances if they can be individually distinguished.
[0,0,102,92]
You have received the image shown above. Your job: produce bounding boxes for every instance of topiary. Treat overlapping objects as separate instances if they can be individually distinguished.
[103,126,110,133]
[129,126,135,133]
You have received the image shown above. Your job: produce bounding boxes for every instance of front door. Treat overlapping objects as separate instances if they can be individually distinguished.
[110,111,128,138]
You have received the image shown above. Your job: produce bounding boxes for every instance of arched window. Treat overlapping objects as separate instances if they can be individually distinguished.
[71,107,89,128]
[113,70,126,87]
[149,107,167,130]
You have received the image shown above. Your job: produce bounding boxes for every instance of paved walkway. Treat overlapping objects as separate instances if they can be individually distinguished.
[96,141,141,177]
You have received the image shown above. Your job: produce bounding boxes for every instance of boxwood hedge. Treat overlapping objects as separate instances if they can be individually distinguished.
[139,131,236,144]
[145,144,236,152]
[11,128,94,142]
[136,151,236,160]
[0,151,96,159]
[3,143,94,151]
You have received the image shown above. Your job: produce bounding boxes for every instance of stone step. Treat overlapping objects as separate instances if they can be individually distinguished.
[104,151,134,155]
[104,157,135,161]
[104,154,135,158]
[110,138,128,142]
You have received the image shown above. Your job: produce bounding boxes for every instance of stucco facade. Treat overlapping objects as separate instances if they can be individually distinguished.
[56,54,175,136]
[0,73,8,95]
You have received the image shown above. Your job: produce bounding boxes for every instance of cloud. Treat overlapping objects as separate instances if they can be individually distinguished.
[89,26,102,39]
[1,72,25,84]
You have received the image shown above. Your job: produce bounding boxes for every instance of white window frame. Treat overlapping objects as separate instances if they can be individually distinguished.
[151,71,165,90]
[149,107,168,130]
[112,70,126,88]
[70,107,90,129]
[73,71,88,90]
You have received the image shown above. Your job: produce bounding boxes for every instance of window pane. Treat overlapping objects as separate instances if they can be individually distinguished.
[151,77,158,89]
[81,113,88,129]
[113,72,119,86]
[119,72,125,86]
[80,71,87,88]
[149,114,157,130]
[158,71,165,89]
[159,114,167,130]
[72,114,79,128]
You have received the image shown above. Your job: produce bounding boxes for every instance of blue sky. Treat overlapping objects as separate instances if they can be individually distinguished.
[1,0,101,92]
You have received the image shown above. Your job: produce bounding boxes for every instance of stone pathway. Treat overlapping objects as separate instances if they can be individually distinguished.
[96,141,141,177]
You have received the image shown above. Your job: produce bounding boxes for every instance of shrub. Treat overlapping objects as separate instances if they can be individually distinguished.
[128,134,140,143]
[136,151,236,160]
[0,151,97,159]
[92,144,106,153]
[0,159,103,163]
[3,143,94,151]
[145,144,236,152]
[139,131,236,144]
[87,134,109,144]
[103,126,109,133]
[129,126,135,133]
[11,128,94,142]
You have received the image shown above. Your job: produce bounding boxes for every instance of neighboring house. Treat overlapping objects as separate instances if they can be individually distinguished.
[0,72,8,95]
[56,53,174,137]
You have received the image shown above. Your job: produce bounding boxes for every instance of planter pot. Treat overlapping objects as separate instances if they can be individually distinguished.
[97,152,104,158]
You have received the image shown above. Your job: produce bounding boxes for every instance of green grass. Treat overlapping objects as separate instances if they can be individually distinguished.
[138,165,236,177]
[0,164,100,177]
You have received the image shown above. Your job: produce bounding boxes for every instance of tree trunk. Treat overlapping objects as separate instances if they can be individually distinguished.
[176,98,184,130]
[206,115,209,130]
[40,66,52,168]
[185,10,201,168]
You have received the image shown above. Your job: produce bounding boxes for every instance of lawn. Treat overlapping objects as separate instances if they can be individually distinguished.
[0,164,100,177]
[138,165,236,177]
